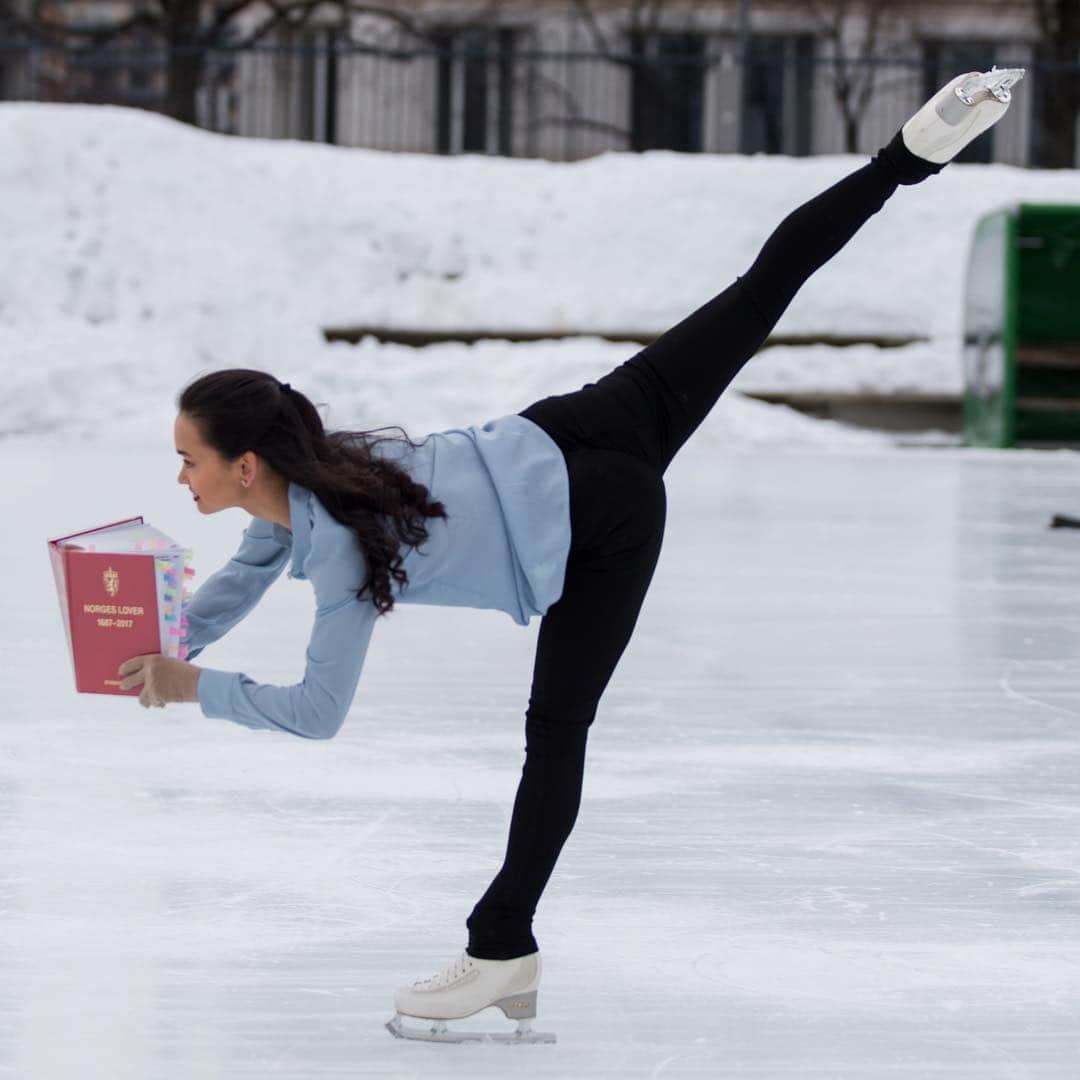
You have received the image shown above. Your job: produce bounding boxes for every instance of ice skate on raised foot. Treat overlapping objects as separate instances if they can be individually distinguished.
[902,66,1025,164]
[385,950,556,1044]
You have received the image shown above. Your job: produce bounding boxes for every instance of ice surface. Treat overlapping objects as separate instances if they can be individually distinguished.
[7,437,1080,1077]
[5,97,1080,1077]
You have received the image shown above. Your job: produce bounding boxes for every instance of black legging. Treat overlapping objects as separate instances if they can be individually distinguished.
[465,134,941,960]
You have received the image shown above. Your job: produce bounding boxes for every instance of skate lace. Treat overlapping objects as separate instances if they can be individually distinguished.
[413,951,473,991]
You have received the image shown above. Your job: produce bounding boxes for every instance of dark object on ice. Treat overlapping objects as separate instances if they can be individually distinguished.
[1049,514,1080,529]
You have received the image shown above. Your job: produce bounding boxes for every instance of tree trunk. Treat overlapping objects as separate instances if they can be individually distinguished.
[165,0,204,125]
[1036,56,1080,168]
[1034,0,1080,169]
[843,107,859,153]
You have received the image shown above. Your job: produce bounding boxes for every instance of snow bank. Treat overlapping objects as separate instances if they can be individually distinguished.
[3,102,1075,447]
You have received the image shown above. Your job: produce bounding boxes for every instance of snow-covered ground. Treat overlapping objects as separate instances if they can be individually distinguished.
[7,103,1080,1077]
[4,102,1080,447]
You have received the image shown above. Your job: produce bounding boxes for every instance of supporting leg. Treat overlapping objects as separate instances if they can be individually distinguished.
[467,449,667,960]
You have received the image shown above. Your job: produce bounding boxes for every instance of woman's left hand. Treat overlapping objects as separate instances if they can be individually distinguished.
[118,655,202,709]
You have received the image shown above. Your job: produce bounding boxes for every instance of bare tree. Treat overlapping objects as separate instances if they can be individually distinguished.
[1032,0,1080,168]
[803,0,912,153]
[571,0,669,53]
[0,0,436,125]
[569,0,705,151]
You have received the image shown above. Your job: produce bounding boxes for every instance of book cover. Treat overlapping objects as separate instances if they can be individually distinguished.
[47,519,195,696]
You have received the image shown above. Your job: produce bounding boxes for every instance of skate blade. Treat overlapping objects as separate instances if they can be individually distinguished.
[386,1013,557,1044]
[956,66,1025,106]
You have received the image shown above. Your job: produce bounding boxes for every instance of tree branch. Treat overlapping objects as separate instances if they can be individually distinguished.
[1,2,161,45]
[223,0,324,48]
[1033,0,1052,39]
[201,0,264,43]
[570,0,614,58]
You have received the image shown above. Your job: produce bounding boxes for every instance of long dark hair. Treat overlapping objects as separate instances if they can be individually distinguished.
[177,368,448,616]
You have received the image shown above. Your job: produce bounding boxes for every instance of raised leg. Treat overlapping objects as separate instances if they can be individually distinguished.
[523,143,926,476]
[521,69,1022,475]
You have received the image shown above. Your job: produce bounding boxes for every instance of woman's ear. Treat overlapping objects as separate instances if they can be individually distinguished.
[239,451,258,489]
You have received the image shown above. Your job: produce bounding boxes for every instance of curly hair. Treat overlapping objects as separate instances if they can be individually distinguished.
[177,368,448,616]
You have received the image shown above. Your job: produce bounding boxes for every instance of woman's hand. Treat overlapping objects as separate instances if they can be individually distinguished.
[118,655,202,709]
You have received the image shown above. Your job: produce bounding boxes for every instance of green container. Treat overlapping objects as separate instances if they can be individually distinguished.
[963,203,1080,447]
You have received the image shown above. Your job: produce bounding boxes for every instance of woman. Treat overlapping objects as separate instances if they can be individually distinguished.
[118,69,1022,1043]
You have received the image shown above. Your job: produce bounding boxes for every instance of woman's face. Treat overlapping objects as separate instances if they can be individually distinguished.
[175,411,242,515]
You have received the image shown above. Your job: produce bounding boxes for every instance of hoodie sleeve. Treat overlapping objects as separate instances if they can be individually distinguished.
[193,503,378,739]
[194,593,377,739]
[181,518,293,662]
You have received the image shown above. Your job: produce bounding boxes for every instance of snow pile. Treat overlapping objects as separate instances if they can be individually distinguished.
[3,102,1075,448]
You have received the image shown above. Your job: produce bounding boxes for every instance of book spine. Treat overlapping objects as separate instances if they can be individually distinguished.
[64,546,81,690]
[47,542,77,689]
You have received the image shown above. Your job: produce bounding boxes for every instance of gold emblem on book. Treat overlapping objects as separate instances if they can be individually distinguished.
[103,566,119,598]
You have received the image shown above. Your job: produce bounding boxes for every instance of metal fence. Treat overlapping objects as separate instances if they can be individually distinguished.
[0,34,1072,166]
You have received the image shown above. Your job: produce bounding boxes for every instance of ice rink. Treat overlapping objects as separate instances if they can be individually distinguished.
[6,437,1080,1078]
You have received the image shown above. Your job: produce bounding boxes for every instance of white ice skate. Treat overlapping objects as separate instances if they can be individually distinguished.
[902,66,1025,163]
[385,949,556,1044]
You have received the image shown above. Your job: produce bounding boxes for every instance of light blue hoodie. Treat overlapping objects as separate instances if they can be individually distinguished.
[185,414,571,739]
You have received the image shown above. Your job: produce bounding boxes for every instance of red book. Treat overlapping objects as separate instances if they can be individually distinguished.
[48,517,196,696]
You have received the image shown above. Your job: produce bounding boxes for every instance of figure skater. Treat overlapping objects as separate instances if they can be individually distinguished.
[117,69,1024,1043]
